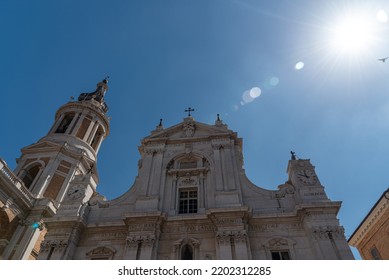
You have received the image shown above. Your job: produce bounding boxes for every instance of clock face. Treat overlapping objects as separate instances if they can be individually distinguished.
[67,185,85,200]
[296,169,318,186]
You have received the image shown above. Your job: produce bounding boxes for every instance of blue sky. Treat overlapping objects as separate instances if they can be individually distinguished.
[2,0,389,259]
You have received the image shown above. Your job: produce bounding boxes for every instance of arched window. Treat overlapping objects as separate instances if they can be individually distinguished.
[181,244,193,260]
[55,113,75,133]
[90,126,104,150]
[21,164,41,189]
[173,238,199,260]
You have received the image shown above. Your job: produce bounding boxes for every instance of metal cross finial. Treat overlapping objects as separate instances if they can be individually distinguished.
[185,107,195,117]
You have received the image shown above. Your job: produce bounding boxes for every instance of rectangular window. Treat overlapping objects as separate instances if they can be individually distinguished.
[271,250,290,260]
[179,189,198,214]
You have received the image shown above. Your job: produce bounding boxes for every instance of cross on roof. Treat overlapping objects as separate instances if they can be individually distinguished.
[185,107,195,117]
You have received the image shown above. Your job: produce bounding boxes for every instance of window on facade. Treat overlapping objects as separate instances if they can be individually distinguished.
[55,113,74,133]
[179,189,198,214]
[271,250,291,260]
[22,164,41,189]
[91,126,103,150]
[370,246,382,260]
[181,245,193,260]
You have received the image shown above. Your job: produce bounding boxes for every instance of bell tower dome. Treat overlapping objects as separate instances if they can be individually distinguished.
[13,78,110,203]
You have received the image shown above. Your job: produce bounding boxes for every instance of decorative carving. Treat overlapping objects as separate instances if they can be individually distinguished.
[162,224,214,233]
[173,237,200,251]
[126,236,140,248]
[126,235,155,248]
[312,225,345,240]
[40,240,68,252]
[249,223,303,232]
[128,223,158,232]
[143,235,156,247]
[86,246,116,259]
[179,177,197,186]
[85,231,127,240]
[216,230,247,244]
[274,184,295,198]
[183,119,195,137]
[268,238,288,247]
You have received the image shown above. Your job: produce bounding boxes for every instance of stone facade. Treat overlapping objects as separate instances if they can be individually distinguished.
[348,189,389,259]
[0,80,354,260]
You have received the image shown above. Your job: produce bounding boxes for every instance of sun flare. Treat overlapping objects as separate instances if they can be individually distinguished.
[330,15,373,54]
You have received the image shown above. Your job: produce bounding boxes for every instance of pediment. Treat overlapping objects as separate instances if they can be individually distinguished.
[144,118,234,142]
[21,141,62,153]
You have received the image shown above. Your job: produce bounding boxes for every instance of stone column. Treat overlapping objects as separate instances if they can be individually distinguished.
[123,236,140,260]
[139,235,155,260]
[233,231,249,259]
[65,112,80,134]
[71,114,85,136]
[50,114,65,134]
[216,232,232,260]
[1,224,24,259]
[12,220,44,260]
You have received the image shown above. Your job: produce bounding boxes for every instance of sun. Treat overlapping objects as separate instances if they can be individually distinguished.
[329,14,374,55]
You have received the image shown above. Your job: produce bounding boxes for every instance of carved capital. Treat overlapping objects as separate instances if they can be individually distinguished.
[312,225,345,240]
[40,240,68,252]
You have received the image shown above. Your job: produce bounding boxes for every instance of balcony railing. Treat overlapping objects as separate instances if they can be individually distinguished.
[0,158,35,206]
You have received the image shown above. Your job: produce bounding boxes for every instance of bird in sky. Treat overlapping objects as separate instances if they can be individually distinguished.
[377,57,389,62]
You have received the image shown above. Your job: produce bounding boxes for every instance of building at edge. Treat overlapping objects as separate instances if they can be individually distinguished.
[0,80,354,260]
[348,188,389,259]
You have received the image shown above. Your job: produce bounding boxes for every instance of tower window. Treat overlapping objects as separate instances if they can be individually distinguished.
[55,113,74,134]
[21,164,41,189]
[271,250,290,260]
[91,126,104,150]
[179,189,198,214]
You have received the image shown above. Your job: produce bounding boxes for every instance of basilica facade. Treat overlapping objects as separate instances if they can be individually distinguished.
[0,80,354,260]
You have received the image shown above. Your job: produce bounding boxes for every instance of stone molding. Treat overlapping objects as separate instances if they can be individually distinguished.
[40,240,68,253]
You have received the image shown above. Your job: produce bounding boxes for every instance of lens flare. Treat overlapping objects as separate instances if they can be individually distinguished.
[295,62,304,70]
[249,87,261,98]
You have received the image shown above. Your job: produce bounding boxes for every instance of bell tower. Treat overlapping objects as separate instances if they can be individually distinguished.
[1,78,111,260]
[13,78,110,204]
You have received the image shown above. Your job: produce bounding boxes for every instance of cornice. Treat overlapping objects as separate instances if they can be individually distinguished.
[348,196,389,247]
